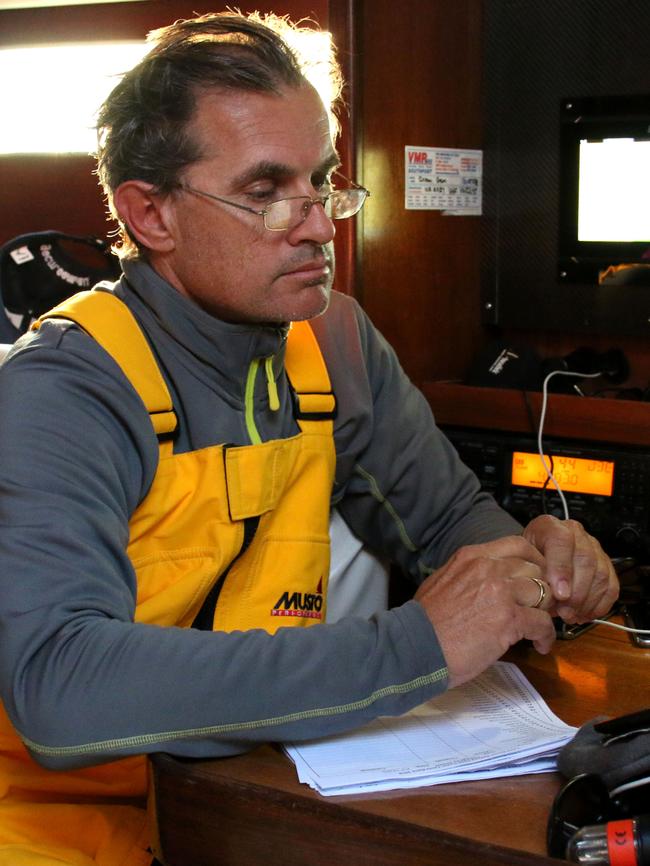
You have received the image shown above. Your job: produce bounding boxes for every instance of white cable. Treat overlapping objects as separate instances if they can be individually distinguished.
[536,373,650,639]
[591,618,650,635]
[611,775,650,797]
[538,370,603,521]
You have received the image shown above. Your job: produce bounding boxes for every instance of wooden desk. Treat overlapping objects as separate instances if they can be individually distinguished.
[149,623,650,866]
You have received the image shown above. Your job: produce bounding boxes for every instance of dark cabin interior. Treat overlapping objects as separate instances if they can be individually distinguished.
[1,3,650,864]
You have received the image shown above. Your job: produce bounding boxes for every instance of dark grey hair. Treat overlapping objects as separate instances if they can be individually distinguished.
[95,11,342,256]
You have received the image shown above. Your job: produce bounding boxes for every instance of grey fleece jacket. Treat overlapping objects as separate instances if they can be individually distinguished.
[0,258,521,771]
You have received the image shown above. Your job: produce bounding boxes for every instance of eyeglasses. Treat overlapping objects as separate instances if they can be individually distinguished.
[180,175,369,232]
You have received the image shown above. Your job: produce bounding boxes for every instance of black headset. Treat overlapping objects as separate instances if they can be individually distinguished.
[0,230,120,342]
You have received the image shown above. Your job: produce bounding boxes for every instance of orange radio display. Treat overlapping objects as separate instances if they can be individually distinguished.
[511,451,615,497]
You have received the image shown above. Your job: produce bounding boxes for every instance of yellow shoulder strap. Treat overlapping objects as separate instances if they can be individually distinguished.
[32,290,177,437]
[33,294,333,435]
[284,320,336,426]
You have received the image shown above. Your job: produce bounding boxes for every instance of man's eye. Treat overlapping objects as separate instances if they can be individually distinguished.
[247,188,276,202]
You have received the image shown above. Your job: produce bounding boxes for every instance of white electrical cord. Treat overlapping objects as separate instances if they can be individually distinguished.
[537,370,650,636]
[592,618,650,634]
[611,774,650,797]
[538,369,604,521]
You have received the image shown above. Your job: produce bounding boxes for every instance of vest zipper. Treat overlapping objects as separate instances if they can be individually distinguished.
[244,354,280,445]
[191,513,260,631]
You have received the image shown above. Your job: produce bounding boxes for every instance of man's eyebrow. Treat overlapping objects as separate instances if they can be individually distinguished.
[231,162,293,189]
[230,155,341,190]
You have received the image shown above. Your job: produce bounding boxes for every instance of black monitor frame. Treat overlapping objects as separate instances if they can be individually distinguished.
[558,94,650,284]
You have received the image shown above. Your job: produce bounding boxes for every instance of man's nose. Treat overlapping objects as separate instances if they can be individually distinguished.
[288,199,336,245]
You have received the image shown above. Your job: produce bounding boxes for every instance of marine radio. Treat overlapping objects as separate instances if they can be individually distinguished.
[443,426,650,560]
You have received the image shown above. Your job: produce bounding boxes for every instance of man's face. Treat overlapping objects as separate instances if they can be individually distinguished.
[154,84,338,324]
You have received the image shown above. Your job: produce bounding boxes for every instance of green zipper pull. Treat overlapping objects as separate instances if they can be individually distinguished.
[244,358,262,444]
[265,355,280,411]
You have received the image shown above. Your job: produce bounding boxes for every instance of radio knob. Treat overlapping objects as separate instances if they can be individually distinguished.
[616,525,641,545]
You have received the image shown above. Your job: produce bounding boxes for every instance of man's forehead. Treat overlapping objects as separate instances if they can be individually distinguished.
[191,84,335,169]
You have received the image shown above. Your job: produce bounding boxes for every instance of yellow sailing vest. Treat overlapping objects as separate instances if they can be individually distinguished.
[0,290,336,865]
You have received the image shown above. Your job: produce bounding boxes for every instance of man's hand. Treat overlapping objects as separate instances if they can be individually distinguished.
[415,536,556,689]
[522,514,618,623]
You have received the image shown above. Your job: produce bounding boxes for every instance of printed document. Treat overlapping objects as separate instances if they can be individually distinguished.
[284,662,576,796]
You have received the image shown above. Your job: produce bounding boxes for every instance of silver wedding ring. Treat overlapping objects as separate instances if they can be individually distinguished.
[529,576,547,609]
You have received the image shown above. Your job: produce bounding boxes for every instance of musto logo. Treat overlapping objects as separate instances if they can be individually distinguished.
[271,578,323,619]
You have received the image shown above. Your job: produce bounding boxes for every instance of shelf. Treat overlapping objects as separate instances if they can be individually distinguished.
[421,381,650,448]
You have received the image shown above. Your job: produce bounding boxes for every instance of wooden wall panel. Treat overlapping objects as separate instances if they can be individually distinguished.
[356,0,484,386]
[0,155,104,243]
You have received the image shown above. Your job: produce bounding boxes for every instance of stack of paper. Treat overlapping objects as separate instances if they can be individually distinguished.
[284,662,576,796]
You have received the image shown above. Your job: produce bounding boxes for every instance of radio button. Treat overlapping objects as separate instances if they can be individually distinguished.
[616,525,642,545]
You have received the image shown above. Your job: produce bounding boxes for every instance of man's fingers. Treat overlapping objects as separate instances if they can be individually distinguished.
[553,520,598,609]
[500,560,554,612]
[523,515,574,600]
[523,514,620,622]
[512,574,554,612]
[522,608,557,655]
[417,549,558,689]
[556,554,618,622]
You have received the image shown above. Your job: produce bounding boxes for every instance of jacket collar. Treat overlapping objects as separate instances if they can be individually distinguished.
[117,258,289,391]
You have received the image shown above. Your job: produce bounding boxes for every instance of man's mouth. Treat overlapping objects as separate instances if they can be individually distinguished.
[283,258,330,276]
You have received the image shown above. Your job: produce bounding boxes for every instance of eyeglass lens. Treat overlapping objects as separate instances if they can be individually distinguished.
[264,189,366,230]
[330,188,367,218]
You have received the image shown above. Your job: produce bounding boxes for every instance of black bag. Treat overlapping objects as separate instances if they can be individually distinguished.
[559,709,650,791]
[547,710,650,857]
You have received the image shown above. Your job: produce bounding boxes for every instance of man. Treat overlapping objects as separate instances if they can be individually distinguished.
[0,11,617,866]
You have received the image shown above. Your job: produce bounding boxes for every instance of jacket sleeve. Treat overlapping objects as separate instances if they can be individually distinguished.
[0,322,449,771]
[315,294,523,581]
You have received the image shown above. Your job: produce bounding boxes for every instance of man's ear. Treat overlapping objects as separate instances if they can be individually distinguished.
[112,181,176,253]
